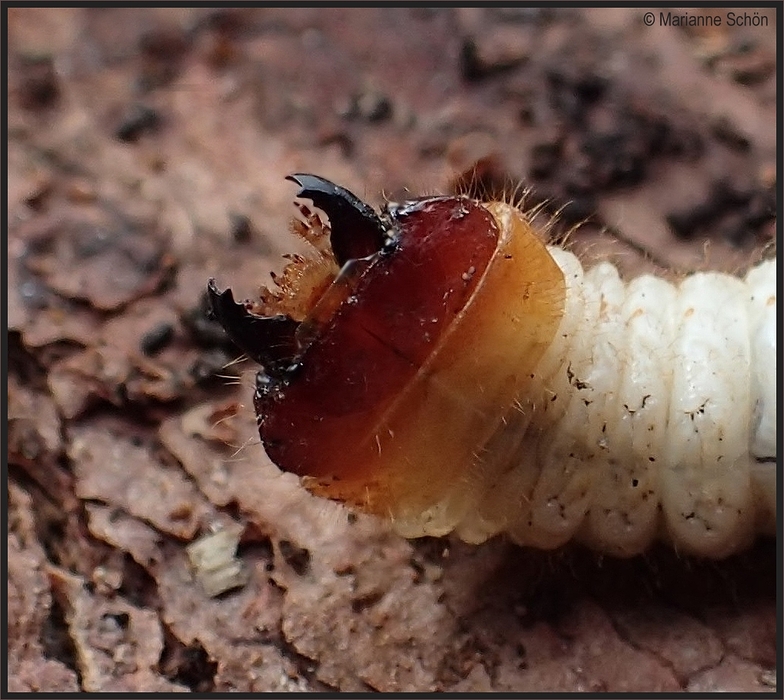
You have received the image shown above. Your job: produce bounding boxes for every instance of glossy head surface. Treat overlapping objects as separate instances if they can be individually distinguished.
[209,176,566,518]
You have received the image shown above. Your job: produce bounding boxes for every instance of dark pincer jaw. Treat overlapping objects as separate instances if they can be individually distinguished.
[286,173,392,266]
[205,174,394,396]
[206,279,300,382]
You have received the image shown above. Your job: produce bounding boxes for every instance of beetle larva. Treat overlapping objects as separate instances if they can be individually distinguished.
[208,174,776,559]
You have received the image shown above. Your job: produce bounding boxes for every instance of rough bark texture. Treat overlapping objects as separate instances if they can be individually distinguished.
[7,7,777,692]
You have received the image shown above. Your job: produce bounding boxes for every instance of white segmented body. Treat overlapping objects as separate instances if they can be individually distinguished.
[422,252,776,558]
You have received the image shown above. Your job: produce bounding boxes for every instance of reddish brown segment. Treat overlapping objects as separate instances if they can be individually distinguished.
[256,196,499,485]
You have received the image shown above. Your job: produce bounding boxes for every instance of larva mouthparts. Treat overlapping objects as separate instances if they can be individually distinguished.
[208,175,777,559]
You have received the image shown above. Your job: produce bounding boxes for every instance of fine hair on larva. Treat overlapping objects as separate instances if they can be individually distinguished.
[208,175,776,560]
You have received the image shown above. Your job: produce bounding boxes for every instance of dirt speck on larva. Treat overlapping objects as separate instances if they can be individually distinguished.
[7,7,775,692]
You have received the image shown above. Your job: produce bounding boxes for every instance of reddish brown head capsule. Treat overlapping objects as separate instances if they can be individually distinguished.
[209,176,565,522]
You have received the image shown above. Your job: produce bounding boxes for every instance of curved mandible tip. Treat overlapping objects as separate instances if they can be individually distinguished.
[286,173,388,266]
[206,279,300,377]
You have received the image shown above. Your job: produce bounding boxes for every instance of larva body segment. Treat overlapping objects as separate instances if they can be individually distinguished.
[747,260,777,461]
[208,176,776,559]
[453,233,776,558]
